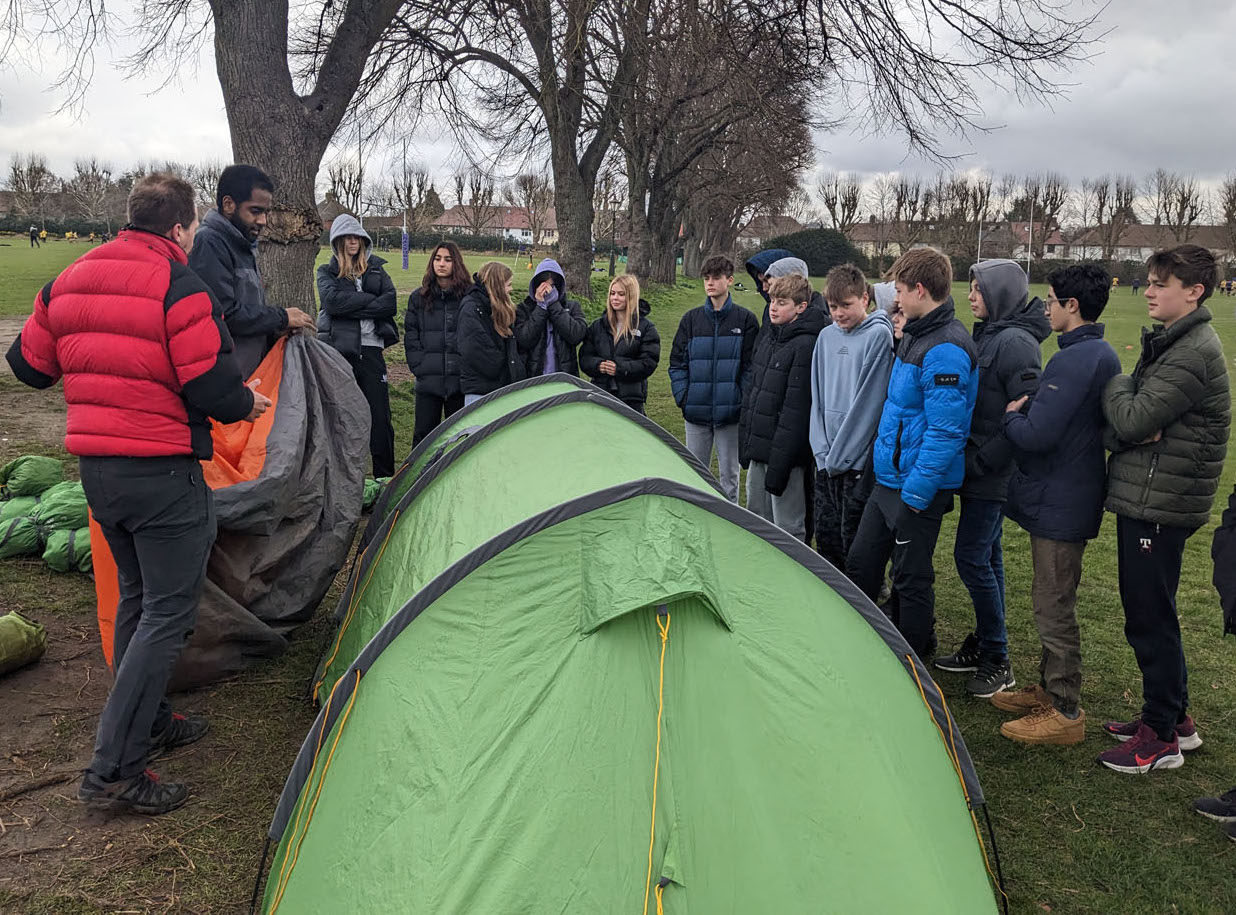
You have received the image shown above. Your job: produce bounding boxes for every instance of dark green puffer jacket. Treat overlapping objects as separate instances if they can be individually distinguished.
[1103,306,1230,528]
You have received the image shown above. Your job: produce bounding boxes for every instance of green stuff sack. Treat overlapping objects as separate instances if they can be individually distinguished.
[29,481,88,535]
[0,516,41,559]
[0,456,63,498]
[0,496,39,522]
[43,527,92,574]
[0,611,47,676]
[362,477,388,512]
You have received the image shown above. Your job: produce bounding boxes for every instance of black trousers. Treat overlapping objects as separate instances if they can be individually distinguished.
[814,466,875,570]
[349,346,396,477]
[413,389,466,445]
[1116,515,1195,739]
[846,484,954,658]
[79,456,215,781]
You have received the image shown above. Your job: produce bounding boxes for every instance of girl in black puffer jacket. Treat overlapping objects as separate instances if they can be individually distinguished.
[315,214,397,476]
[457,261,525,402]
[578,275,661,414]
[405,241,471,444]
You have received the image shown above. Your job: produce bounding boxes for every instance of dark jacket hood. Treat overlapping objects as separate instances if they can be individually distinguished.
[529,258,566,298]
[977,293,1051,344]
[775,306,827,342]
[745,248,795,299]
[970,259,1029,323]
[202,208,254,251]
[639,298,651,318]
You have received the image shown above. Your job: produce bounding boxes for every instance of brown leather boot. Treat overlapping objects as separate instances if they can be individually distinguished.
[990,684,1051,713]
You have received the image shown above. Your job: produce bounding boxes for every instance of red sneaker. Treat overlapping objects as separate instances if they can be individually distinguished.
[1101,715,1201,751]
[1097,722,1183,774]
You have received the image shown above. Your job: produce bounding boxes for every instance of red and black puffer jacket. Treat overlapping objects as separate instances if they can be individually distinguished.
[5,228,254,458]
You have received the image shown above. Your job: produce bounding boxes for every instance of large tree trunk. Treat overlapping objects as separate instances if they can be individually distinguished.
[624,161,654,281]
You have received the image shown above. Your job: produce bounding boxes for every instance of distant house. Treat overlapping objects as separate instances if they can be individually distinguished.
[431,205,559,244]
[1069,224,1235,263]
[737,215,803,249]
[1009,221,1068,260]
[317,192,355,236]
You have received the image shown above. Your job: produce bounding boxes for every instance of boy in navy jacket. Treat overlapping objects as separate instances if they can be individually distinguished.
[669,255,760,501]
[845,248,978,659]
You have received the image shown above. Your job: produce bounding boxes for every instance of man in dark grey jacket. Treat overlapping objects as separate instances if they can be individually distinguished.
[1097,244,1230,776]
[935,259,1049,698]
[189,165,314,377]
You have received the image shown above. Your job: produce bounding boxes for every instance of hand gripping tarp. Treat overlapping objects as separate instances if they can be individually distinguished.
[92,335,370,690]
[260,375,999,914]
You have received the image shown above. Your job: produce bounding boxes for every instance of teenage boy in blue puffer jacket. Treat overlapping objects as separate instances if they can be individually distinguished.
[669,255,760,502]
[845,247,978,659]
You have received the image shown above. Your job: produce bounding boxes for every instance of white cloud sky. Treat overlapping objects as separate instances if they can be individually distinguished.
[2,0,1234,195]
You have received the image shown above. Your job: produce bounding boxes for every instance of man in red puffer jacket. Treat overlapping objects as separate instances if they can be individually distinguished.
[5,173,271,815]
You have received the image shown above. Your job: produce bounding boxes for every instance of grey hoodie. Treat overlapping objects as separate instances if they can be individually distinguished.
[808,308,895,474]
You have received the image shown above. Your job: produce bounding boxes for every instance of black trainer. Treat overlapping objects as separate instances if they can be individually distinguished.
[1194,787,1236,823]
[1225,822,1236,843]
[965,655,1015,698]
[78,769,189,815]
[934,633,981,673]
[149,713,210,759]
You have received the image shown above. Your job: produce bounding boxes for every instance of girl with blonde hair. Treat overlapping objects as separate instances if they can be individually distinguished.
[578,274,661,414]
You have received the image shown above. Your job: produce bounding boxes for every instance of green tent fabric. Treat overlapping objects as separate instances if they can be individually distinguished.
[43,527,92,574]
[264,376,996,913]
[0,455,63,498]
[0,495,39,523]
[0,611,47,676]
[28,481,88,535]
[0,516,41,559]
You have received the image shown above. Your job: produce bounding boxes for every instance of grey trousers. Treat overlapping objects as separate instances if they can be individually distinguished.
[745,462,807,541]
[80,456,215,781]
[1029,536,1086,714]
[684,422,740,502]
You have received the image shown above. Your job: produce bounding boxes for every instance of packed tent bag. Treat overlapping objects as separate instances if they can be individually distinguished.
[29,481,89,536]
[44,527,92,574]
[0,495,39,523]
[0,611,47,677]
[0,516,41,559]
[0,456,63,498]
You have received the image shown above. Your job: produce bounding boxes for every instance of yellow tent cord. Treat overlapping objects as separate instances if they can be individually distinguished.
[642,609,671,915]
[270,669,363,913]
[906,655,1009,907]
[655,878,667,915]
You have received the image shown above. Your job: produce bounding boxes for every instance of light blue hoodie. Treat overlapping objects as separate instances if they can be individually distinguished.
[809,309,894,474]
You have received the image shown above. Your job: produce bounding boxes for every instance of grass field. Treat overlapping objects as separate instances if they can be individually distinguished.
[1,237,1235,912]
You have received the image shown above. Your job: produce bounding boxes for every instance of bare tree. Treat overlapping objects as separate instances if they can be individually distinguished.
[452,168,501,236]
[6,152,58,223]
[891,176,927,254]
[1220,174,1236,258]
[188,160,225,214]
[1033,172,1069,258]
[1143,168,1175,227]
[65,157,114,227]
[385,154,436,233]
[506,173,555,245]
[327,157,364,214]
[864,173,897,263]
[1090,174,1138,261]
[1166,174,1205,243]
[816,172,862,235]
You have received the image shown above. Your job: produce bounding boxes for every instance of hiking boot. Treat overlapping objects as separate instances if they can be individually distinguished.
[1097,722,1183,774]
[1102,714,1201,751]
[965,656,1015,698]
[934,633,981,673]
[1193,787,1236,823]
[78,769,189,815]
[991,684,1052,713]
[1000,705,1085,746]
[149,713,210,758]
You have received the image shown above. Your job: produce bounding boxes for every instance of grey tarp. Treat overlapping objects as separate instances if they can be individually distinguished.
[94,335,370,690]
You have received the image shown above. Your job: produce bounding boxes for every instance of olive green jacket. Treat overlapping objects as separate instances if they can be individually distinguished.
[1103,306,1230,528]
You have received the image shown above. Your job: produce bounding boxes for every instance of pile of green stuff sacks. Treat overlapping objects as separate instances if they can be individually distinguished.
[362,476,391,512]
[0,456,92,573]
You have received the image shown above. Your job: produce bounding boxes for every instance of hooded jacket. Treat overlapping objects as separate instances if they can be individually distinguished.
[739,308,828,495]
[744,248,795,302]
[457,279,527,396]
[668,295,761,426]
[809,309,895,475]
[315,214,398,359]
[514,258,587,377]
[6,228,254,459]
[405,283,464,399]
[962,259,1051,502]
[872,299,978,509]
[1003,323,1121,542]
[189,209,288,378]
[578,300,661,407]
[1103,306,1230,528]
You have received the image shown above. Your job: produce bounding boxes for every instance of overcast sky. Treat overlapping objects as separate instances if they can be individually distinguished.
[1,0,1234,193]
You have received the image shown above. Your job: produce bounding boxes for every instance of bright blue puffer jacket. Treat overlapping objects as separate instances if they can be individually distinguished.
[872,299,978,509]
[668,296,760,426]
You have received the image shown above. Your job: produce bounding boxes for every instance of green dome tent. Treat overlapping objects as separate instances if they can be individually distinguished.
[261,376,999,913]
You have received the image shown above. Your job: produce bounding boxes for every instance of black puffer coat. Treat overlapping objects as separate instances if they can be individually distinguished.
[457,281,526,396]
[314,254,399,359]
[405,284,463,398]
[578,300,661,408]
[738,308,828,495]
